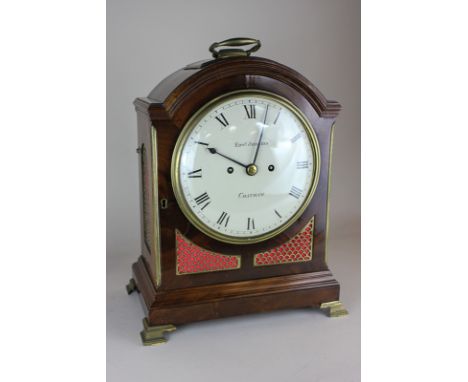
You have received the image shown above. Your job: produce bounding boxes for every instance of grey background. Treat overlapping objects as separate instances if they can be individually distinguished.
[107,0,360,381]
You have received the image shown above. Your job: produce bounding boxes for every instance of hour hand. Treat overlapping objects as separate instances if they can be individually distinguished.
[207,147,248,169]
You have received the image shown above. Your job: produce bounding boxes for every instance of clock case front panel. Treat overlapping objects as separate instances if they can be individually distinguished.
[132,56,342,325]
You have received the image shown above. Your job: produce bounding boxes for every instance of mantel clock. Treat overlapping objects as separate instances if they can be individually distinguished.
[127,38,347,345]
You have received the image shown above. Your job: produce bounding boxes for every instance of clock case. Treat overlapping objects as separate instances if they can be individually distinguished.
[128,51,346,345]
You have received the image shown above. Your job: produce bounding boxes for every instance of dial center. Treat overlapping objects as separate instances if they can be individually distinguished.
[246,164,258,176]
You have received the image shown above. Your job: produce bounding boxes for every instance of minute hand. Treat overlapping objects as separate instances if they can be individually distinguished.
[207,148,248,169]
[252,105,269,165]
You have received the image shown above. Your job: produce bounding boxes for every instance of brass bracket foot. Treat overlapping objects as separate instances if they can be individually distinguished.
[140,318,176,346]
[320,301,348,317]
[126,278,139,294]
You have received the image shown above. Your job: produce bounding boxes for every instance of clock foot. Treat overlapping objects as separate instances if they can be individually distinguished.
[320,301,348,317]
[140,318,176,346]
[126,278,139,294]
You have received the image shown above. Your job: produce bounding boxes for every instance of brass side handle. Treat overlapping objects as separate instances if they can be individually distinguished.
[209,37,261,59]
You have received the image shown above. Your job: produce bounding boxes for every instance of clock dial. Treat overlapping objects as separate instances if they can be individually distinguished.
[172,91,320,244]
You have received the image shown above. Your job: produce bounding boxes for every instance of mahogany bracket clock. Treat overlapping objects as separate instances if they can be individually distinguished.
[127,37,347,345]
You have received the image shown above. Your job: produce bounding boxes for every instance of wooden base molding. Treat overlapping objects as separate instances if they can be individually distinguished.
[129,256,344,334]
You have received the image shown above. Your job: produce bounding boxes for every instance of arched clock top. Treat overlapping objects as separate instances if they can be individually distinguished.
[140,56,341,124]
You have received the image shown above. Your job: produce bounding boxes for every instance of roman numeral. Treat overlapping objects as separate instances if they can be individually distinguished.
[247,217,255,230]
[289,186,303,199]
[215,113,229,127]
[291,133,302,143]
[187,169,202,178]
[244,104,256,119]
[296,161,309,169]
[274,209,282,218]
[194,192,210,210]
[195,141,209,146]
[200,202,210,210]
[217,211,230,226]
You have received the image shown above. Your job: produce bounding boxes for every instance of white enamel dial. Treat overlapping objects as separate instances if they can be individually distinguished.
[172,91,320,244]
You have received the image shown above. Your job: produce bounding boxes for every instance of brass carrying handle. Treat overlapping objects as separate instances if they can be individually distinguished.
[209,37,261,59]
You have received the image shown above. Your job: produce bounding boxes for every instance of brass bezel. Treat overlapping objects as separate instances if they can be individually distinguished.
[171,90,321,245]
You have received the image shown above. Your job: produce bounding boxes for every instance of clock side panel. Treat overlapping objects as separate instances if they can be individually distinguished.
[136,109,161,286]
